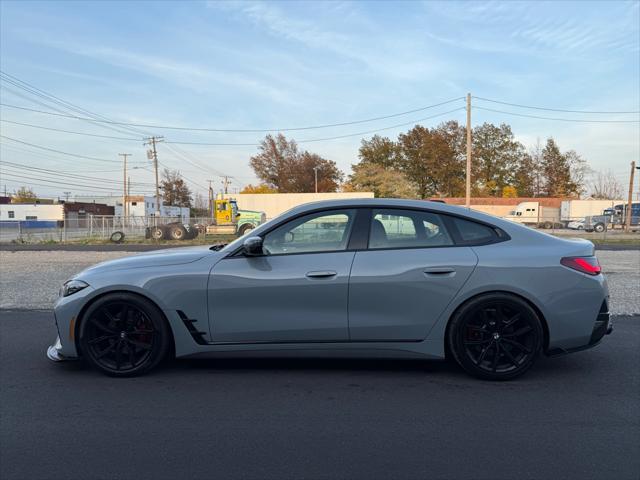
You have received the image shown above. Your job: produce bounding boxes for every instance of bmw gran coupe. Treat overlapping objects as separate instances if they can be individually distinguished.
[48,199,612,380]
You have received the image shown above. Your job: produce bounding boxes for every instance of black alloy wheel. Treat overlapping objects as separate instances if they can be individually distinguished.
[448,293,543,380]
[79,293,171,376]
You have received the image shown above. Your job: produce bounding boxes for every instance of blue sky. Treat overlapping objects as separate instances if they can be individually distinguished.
[1,0,638,199]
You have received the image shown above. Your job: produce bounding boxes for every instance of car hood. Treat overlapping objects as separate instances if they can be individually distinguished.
[81,246,217,274]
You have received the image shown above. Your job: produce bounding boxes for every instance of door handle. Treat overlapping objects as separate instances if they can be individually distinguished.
[423,267,456,277]
[306,270,337,278]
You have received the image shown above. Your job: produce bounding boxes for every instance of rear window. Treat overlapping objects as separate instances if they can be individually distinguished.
[450,217,497,245]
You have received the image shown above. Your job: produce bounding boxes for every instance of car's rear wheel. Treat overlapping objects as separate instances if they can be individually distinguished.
[78,293,172,377]
[448,293,543,380]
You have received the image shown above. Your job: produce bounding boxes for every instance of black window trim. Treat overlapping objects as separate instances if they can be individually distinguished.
[227,205,509,258]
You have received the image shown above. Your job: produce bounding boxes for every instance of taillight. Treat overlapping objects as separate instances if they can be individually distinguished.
[560,256,601,275]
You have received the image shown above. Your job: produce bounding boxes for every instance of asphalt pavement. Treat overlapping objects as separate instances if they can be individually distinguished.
[1,310,638,480]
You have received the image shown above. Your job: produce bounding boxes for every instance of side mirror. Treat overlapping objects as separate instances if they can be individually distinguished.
[284,231,294,243]
[243,236,263,256]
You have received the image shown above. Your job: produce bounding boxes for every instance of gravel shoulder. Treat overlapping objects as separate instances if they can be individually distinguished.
[1,249,638,314]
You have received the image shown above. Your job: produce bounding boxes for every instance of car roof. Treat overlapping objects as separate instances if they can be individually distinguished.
[286,198,486,220]
[281,197,545,240]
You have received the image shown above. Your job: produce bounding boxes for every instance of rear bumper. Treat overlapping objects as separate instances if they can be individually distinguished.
[548,303,612,356]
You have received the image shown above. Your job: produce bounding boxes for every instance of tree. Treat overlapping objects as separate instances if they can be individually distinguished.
[502,185,518,198]
[589,170,624,199]
[344,162,417,198]
[159,169,192,207]
[540,138,581,197]
[240,184,278,194]
[249,134,343,192]
[472,123,529,196]
[397,125,461,198]
[249,134,299,191]
[12,186,37,203]
[358,135,399,168]
[565,150,590,197]
[191,192,209,217]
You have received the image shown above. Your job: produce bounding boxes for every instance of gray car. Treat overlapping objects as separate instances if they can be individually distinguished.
[48,199,612,380]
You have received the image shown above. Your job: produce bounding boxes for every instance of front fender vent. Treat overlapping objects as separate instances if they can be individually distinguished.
[177,310,209,345]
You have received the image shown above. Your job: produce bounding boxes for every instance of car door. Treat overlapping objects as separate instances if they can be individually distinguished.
[348,208,479,341]
[208,209,358,343]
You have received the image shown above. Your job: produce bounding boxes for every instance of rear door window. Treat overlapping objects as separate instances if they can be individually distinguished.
[368,209,453,249]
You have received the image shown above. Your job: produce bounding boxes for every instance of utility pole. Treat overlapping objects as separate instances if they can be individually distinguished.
[222,176,231,195]
[63,191,71,202]
[144,137,164,217]
[119,153,131,219]
[313,166,319,193]
[465,93,472,208]
[625,161,638,232]
[207,180,215,217]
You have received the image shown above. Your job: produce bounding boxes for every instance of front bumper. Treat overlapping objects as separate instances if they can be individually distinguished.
[548,302,612,356]
[46,335,76,362]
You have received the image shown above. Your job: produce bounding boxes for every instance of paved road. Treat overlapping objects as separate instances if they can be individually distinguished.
[1,310,638,480]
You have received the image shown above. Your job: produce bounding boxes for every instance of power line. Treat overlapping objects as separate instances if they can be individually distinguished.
[166,107,466,146]
[474,106,640,123]
[0,143,147,172]
[1,172,156,194]
[473,96,640,114]
[1,161,155,187]
[0,97,465,132]
[0,71,152,137]
[0,135,146,164]
[0,119,141,141]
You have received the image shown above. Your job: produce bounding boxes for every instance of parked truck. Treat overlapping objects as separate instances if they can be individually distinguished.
[505,201,562,229]
[584,202,640,232]
[561,199,625,226]
[203,196,266,237]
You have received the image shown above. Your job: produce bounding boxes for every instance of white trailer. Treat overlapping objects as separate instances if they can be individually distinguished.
[560,199,625,223]
[504,202,561,229]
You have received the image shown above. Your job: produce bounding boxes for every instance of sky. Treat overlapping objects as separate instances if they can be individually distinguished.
[0,0,639,200]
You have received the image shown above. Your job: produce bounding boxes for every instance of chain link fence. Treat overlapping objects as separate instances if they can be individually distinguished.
[0,215,204,243]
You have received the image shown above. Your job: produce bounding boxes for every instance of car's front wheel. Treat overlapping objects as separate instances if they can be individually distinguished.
[78,293,172,376]
[448,293,543,380]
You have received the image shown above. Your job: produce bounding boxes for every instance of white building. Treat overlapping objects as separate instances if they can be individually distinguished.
[0,203,63,222]
[74,195,190,222]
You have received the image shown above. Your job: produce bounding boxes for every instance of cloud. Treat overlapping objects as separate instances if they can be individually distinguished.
[16,32,297,105]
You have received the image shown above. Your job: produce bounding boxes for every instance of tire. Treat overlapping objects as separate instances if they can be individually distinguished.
[594,223,606,233]
[78,293,172,377]
[238,223,255,237]
[447,293,544,381]
[542,221,552,229]
[150,226,165,240]
[109,231,125,243]
[169,224,187,240]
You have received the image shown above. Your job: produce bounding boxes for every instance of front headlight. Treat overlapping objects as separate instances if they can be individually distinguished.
[60,280,89,297]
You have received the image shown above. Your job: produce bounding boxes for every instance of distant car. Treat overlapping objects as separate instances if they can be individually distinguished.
[567,219,585,230]
[48,199,612,380]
